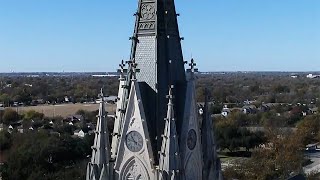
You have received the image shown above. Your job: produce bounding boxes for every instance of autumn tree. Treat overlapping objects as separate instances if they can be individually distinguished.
[223,128,304,180]
[296,114,320,145]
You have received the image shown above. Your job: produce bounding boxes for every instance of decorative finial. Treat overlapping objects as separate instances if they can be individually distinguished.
[127,58,140,80]
[166,85,174,103]
[117,60,127,77]
[99,88,104,99]
[188,58,198,73]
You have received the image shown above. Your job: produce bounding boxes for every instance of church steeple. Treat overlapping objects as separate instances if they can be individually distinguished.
[158,86,181,179]
[86,89,111,180]
[123,0,187,163]
[109,1,223,179]
[131,0,186,96]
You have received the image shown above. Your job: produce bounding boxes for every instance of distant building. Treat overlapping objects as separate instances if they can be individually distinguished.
[302,111,307,116]
[64,96,70,103]
[24,84,33,87]
[74,129,85,138]
[305,143,319,152]
[221,105,231,117]
[260,103,279,112]
[244,100,257,105]
[65,115,84,123]
[17,125,24,133]
[306,74,320,79]
[95,96,118,104]
[309,107,318,114]
[105,96,118,104]
[5,84,12,88]
[242,105,257,114]
[8,125,13,133]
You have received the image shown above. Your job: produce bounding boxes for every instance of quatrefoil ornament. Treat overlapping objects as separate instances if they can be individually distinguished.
[141,4,155,20]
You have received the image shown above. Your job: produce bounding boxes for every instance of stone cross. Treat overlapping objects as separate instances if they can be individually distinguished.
[188,58,198,73]
[117,60,128,78]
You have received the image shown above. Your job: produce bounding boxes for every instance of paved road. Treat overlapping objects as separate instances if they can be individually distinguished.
[304,152,320,174]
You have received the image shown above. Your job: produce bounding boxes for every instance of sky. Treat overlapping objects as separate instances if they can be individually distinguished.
[0,0,319,72]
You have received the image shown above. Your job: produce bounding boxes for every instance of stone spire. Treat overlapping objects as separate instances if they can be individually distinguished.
[127,0,187,160]
[111,60,128,159]
[201,88,223,180]
[158,86,181,180]
[132,0,186,89]
[86,89,111,180]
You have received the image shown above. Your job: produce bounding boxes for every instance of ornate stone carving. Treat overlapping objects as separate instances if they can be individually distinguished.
[121,158,149,180]
[141,3,155,21]
[138,22,155,30]
[187,129,197,150]
[125,163,142,179]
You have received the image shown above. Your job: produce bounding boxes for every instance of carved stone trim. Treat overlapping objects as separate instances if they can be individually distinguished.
[138,22,155,30]
[140,3,155,21]
[120,157,150,180]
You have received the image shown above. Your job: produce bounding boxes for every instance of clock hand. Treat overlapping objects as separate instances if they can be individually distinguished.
[132,135,137,142]
[130,134,136,142]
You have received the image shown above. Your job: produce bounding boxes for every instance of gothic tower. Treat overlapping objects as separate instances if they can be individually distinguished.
[87,0,223,179]
[111,0,187,168]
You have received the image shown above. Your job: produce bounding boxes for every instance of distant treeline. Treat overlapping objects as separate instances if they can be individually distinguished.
[0,73,320,107]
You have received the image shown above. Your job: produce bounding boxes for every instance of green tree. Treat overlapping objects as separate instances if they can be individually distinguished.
[23,110,44,120]
[215,120,265,152]
[0,93,10,107]
[0,131,12,150]
[1,132,92,180]
[2,108,19,125]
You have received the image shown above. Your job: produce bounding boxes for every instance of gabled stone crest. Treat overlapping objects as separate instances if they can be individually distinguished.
[86,89,111,180]
[179,59,203,180]
[201,89,224,180]
[158,86,181,180]
[114,82,156,180]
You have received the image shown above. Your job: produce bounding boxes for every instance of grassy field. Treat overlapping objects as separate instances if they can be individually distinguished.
[9,103,117,118]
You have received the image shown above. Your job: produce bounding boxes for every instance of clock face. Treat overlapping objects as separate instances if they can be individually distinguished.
[187,129,197,150]
[126,131,143,152]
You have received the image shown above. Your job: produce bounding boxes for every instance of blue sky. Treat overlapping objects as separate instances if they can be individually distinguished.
[0,0,319,72]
